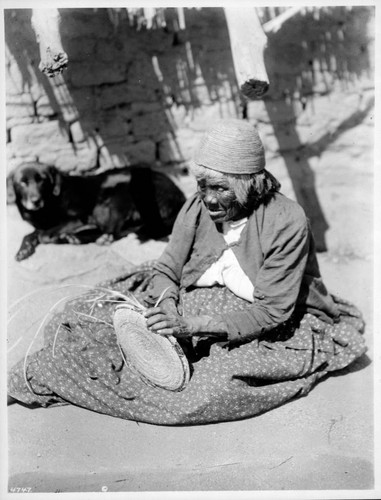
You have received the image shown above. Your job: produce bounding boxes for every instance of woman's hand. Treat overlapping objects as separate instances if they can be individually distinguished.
[144,301,229,341]
[144,306,196,338]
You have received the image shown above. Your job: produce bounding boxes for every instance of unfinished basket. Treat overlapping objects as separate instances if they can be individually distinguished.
[113,305,190,391]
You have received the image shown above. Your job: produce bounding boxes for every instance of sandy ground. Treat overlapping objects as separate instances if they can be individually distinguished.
[5,103,376,495]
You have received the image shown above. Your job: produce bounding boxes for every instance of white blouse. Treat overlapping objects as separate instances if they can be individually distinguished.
[195,218,255,302]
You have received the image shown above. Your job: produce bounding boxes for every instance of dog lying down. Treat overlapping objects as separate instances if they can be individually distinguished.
[10,162,186,261]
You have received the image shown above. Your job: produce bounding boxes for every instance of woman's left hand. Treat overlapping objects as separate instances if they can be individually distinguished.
[144,307,197,338]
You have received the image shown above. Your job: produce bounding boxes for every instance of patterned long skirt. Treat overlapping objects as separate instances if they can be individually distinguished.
[8,263,367,425]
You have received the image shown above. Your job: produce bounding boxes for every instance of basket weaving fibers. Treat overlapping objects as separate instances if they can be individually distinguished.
[113,305,190,391]
[193,119,266,174]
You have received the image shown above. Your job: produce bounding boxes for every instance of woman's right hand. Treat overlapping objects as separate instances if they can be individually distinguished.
[144,306,196,338]
[144,300,229,341]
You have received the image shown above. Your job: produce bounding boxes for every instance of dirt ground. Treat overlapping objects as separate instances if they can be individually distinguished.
[5,100,377,496]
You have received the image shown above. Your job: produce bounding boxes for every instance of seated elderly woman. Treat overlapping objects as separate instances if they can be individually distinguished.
[8,119,366,425]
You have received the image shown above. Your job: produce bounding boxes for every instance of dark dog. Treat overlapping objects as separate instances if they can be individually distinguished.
[10,162,186,261]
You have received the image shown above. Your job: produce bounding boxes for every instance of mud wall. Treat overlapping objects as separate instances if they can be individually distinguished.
[5,6,374,176]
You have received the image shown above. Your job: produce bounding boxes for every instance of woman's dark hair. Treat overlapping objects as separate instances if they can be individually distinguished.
[191,163,281,210]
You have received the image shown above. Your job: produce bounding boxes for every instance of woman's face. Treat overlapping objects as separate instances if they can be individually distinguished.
[197,175,246,223]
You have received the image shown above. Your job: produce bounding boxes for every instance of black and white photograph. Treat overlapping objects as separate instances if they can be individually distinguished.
[2,1,379,498]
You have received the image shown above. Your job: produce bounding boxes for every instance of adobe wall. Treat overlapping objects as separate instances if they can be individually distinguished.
[5,7,374,175]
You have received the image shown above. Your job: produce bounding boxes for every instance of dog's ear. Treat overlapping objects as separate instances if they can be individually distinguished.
[46,165,62,196]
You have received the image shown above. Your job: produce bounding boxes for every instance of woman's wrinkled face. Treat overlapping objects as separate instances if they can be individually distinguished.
[197,175,245,223]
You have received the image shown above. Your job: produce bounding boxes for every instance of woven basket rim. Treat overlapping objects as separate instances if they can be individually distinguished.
[113,307,190,391]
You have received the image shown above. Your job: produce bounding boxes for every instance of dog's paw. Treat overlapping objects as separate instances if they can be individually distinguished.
[15,243,36,261]
[15,232,40,261]
[59,233,81,245]
[39,233,58,244]
[96,233,114,246]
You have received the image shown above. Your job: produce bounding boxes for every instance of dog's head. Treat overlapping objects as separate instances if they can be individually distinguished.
[11,162,61,211]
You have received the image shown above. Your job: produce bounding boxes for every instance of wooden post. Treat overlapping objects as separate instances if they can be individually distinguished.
[224,8,269,100]
[262,7,304,34]
[31,9,68,78]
